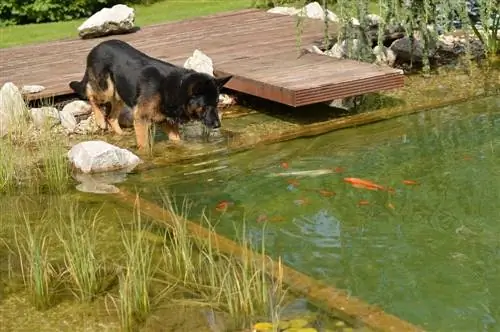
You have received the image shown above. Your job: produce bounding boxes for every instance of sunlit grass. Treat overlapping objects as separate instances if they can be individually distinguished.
[0,0,251,48]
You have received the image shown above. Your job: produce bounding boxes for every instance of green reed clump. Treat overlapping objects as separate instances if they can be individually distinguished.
[0,140,17,193]
[36,123,71,194]
[55,204,107,302]
[113,198,160,332]
[13,215,57,310]
[158,194,287,330]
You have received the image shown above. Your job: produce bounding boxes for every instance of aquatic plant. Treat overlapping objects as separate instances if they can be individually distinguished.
[36,134,71,194]
[13,214,56,310]
[55,204,107,302]
[158,194,287,330]
[111,197,161,331]
[0,140,17,193]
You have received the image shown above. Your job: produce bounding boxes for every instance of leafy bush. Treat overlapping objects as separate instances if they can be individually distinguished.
[0,0,156,26]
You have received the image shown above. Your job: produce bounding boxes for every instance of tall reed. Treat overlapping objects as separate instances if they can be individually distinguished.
[13,214,56,310]
[55,204,106,302]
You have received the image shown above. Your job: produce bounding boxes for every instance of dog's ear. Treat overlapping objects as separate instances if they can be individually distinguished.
[214,75,232,89]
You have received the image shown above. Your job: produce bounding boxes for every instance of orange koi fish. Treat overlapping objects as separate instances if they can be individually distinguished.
[334,167,346,173]
[318,189,336,197]
[402,180,418,185]
[215,200,232,212]
[344,177,385,191]
[280,162,289,169]
[358,200,370,206]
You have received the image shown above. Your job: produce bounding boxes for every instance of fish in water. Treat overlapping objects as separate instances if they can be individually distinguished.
[287,179,300,186]
[318,189,336,197]
[358,200,370,206]
[403,180,418,185]
[280,161,289,169]
[334,167,346,173]
[269,169,334,177]
[344,177,386,191]
[293,198,309,206]
[256,214,268,223]
[215,200,233,212]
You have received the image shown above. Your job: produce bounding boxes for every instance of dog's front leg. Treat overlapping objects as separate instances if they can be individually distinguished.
[87,95,107,130]
[133,105,151,151]
[107,100,125,135]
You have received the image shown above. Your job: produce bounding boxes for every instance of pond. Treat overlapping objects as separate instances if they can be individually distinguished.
[122,95,500,331]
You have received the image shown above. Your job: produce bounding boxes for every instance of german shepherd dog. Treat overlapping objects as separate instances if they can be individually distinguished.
[69,39,232,150]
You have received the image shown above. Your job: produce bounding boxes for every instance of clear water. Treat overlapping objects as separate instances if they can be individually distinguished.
[123,96,500,331]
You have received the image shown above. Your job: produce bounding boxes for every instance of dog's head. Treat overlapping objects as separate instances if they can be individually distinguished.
[180,72,232,129]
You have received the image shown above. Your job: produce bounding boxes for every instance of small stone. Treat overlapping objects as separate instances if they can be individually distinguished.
[29,106,60,128]
[184,49,214,76]
[297,2,339,22]
[62,100,92,118]
[21,85,45,94]
[77,4,135,39]
[365,13,383,26]
[59,109,78,132]
[373,45,396,67]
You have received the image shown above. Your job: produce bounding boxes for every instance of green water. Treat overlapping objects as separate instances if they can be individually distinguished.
[123,96,500,331]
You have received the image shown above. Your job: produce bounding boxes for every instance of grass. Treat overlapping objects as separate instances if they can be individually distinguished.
[2,193,288,331]
[13,214,56,310]
[0,0,252,48]
[55,204,107,302]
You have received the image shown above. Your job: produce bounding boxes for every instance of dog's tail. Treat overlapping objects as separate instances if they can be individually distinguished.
[69,71,89,100]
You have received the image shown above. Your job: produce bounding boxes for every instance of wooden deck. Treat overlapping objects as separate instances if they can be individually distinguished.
[1,9,404,107]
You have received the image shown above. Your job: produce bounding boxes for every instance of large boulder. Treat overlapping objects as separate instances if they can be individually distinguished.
[68,140,142,173]
[0,82,27,137]
[77,4,136,39]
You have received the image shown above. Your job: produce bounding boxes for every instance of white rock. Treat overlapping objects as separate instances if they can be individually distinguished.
[29,106,60,128]
[373,45,397,67]
[267,6,300,16]
[78,4,135,39]
[68,140,142,174]
[325,39,361,59]
[62,100,92,118]
[366,14,383,26]
[304,45,325,55]
[0,82,27,137]
[218,93,236,108]
[59,109,78,132]
[297,2,339,22]
[21,85,45,94]
[184,49,214,76]
[325,42,345,59]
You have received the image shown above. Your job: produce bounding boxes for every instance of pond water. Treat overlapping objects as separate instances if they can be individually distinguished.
[122,96,500,331]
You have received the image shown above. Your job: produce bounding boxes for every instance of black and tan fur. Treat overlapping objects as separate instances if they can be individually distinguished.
[69,39,232,150]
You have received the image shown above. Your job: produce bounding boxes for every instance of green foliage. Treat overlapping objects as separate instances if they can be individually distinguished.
[0,0,158,26]
[251,0,337,9]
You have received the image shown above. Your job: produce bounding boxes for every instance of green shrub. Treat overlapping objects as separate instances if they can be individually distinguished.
[0,0,157,26]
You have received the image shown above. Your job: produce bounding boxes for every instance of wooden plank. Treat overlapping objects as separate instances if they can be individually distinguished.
[0,9,404,107]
